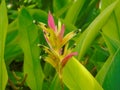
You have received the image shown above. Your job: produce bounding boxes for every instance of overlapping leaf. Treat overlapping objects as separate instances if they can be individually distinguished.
[101,0,120,54]
[96,1,120,89]
[74,0,119,60]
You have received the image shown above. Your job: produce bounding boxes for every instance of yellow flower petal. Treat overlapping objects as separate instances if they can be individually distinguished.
[61,30,80,48]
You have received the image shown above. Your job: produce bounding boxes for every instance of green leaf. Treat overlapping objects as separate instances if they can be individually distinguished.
[96,33,120,90]
[64,0,86,24]
[102,33,120,54]
[63,57,103,90]
[76,0,100,28]
[53,0,70,13]
[50,75,62,90]
[5,43,22,63]
[50,74,68,90]
[74,0,119,60]
[101,0,120,54]
[54,3,71,18]
[0,0,8,90]
[28,9,48,24]
[96,48,120,90]
[18,7,44,90]
[102,48,120,90]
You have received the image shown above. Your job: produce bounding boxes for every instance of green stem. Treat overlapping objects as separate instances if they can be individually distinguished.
[58,67,64,90]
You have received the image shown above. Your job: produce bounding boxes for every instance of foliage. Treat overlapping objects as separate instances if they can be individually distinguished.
[0,0,120,90]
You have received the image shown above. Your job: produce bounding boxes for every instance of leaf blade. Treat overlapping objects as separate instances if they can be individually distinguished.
[75,0,119,60]
[63,57,103,90]
[0,0,8,89]
[64,0,86,24]
[18,7,44,90]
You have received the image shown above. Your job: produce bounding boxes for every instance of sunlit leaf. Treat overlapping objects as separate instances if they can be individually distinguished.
[101,0,120,54]
[74,0,119,60]
[18,7,44,90]
[0,0,8,89]
[63,57,103,90]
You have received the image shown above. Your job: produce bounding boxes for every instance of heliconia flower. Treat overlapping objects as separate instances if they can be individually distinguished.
[38,12,79,71]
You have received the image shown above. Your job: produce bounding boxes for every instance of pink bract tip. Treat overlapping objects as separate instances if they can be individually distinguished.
[61,52,78,67]
[48,11,56,32]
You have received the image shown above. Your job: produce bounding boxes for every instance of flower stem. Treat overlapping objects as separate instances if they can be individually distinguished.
[58,68,64,90]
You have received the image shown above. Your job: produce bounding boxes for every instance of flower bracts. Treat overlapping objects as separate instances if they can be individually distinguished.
[38,12,78,71]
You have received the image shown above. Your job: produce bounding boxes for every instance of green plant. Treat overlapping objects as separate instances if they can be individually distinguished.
[0,0,120,90]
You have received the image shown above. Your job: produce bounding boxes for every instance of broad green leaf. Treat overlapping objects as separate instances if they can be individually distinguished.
[18,7,44,90]
[96,33,120,90]
[102,48,120,90]
[63,57,103,90]
[74,0,119,60]
[95,55,113,85]
[101,0,120,54]
[0,0,8,90]
[64,0,86,24]
[96,48,120,90]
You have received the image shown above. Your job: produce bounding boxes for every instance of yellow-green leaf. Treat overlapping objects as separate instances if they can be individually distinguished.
[75,0,119,60]
[63,57,103,90]
[18,7,44,90]
[0,0,8,89]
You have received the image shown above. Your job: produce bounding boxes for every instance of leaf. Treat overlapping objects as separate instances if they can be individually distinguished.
[95,1,120,89]
[50,74,68,90]
[101,0,120,54]
[74,0,119,60]
[96,32,120,90]
[50,75,62,90]
[18,7,44,90]
[0,0,8,90]
[28,9,48,24]
[76,0,100,28]
[5,43,22,63]
[102,48,120,90]
[102,33,120,54]
[53,0,70,13]
[64,0,86,24]
[96,48,120,90]
[54,2,71,18]
[63,57,103,90]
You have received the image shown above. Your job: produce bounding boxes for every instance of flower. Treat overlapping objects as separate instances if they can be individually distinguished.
[38,11,79,71]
